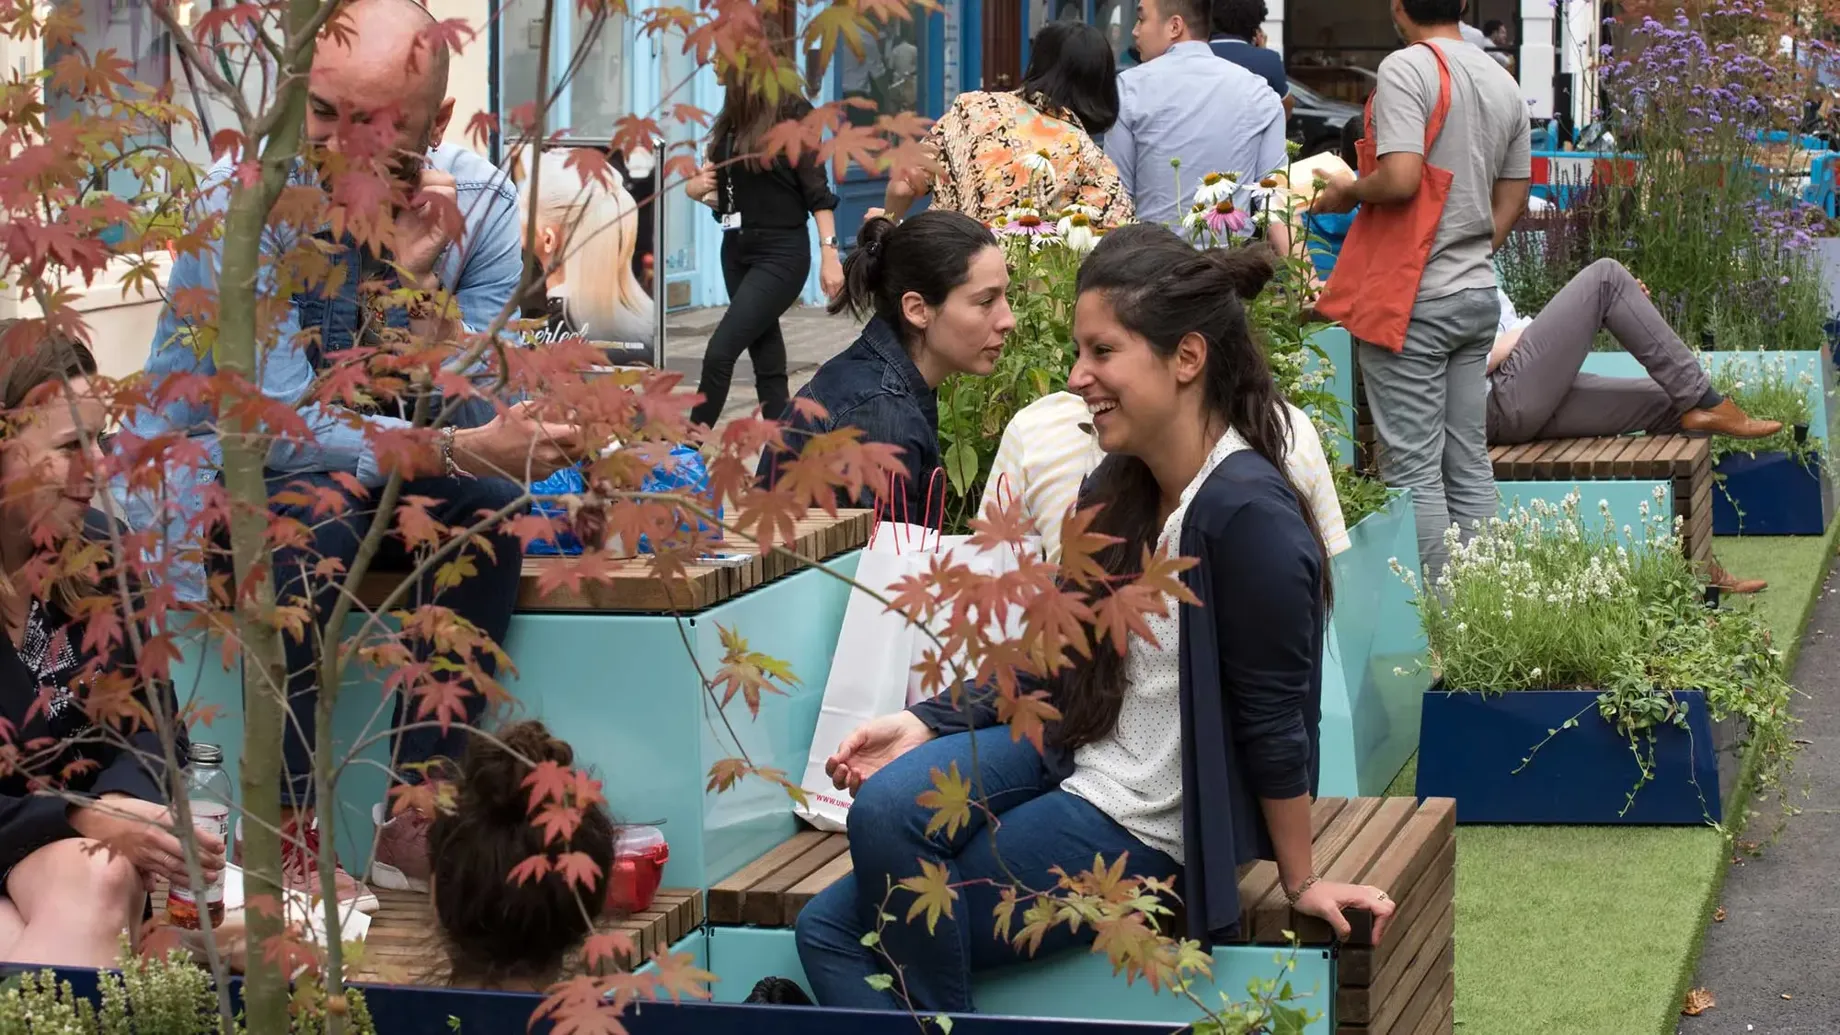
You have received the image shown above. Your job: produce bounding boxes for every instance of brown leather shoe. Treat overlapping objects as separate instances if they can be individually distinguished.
[1679,399,1783,439]
[1707,559,1767,594]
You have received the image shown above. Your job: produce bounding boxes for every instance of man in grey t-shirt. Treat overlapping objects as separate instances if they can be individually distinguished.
[1312,0,1530,581]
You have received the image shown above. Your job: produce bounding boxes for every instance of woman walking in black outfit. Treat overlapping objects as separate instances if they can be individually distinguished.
[687,69,844,427]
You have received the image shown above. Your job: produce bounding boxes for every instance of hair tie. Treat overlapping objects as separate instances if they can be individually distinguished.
[865,237,884,259]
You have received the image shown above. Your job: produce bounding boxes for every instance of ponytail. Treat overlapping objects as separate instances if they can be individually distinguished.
[829,211,997,343]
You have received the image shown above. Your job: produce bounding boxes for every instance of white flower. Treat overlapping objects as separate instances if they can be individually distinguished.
[1193,170,1241,206]
[1058,211,1099,253]
[1020,149,1056,178]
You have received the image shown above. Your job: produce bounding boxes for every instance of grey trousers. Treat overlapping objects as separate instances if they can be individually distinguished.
[1360,286,1501,582]
[1486,258,1711,444]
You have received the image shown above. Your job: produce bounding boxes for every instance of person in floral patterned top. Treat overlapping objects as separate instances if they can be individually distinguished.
[882,22,1134,230]
[0,322,222,967]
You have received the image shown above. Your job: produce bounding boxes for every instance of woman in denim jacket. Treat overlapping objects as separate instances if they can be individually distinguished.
[757,212,1015,525]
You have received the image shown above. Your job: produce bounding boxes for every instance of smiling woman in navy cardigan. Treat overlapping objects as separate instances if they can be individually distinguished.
[791,225,1395,1012]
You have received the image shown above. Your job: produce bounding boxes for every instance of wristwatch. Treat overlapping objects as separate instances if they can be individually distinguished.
[819,235,840,249]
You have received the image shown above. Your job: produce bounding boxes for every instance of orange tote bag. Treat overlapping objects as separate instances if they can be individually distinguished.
[1315,41,1455,353]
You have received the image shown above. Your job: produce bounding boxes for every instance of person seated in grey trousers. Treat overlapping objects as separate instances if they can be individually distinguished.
[1486,256,1781,592]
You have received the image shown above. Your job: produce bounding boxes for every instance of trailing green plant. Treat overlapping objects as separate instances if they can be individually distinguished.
[1399,490,1798,823]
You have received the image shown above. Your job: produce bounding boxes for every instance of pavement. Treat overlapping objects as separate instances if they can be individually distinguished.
[1680,556,1840,1034]
[660,303,863,427]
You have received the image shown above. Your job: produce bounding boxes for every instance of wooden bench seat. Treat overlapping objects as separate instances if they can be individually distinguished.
[351,509,871,614]
[714,799,1454,1034]
[1487,435,1713,565]
[358,886,704,984]
[1354,377,1711,565]
[153,885,703,983]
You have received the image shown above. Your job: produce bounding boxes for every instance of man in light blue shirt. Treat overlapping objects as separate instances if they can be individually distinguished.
[117,0,578,913]
[1106,0,1287,228]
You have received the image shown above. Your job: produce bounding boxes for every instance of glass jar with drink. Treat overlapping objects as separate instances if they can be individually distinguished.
[167,742,232,930]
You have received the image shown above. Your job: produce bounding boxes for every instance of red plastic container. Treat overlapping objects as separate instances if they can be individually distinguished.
[606,825,669,913]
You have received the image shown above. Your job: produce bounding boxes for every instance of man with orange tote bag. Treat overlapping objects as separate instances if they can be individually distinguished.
[1312,0,1530,581]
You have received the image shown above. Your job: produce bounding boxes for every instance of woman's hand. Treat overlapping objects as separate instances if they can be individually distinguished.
[1291,878,1396,942]
[70,794,226,891]
[687,163,717,207]
[824,711,935,795]
[820,250,845,301]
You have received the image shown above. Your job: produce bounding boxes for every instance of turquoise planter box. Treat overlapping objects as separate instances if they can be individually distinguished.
[172,555,862,888]
[1318,489,1429,797]
[1496,480,1675,549]
[645,928,1335,1030]
[1579,348,1838,446]
[1307,326,1357,466]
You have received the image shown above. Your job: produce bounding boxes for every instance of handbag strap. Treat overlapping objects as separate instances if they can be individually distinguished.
[1361,40,1457,157]
[1417,40,1455,151]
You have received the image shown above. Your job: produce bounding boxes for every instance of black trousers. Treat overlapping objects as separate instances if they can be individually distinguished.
[691,227,811,427]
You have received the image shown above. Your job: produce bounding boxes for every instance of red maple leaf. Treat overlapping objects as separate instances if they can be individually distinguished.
[554,851,604,891]
[508,854,553,886]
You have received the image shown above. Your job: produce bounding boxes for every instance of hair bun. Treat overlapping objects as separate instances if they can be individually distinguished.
[462,719,573,820]
[1203,246,1277,300]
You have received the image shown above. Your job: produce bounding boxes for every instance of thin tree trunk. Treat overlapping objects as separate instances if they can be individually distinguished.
[212,0,318,1025]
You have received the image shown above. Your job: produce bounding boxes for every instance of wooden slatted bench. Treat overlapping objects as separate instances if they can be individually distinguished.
[1488,435,1713,565]
[154,885,704,984]
[358,886,704,984]
[712,799,1454,1033]
[353,509,872,614]
[1353,371,1711,567]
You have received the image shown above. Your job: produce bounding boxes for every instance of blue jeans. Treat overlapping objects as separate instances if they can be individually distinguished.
[794,729,1180,1013]
[266,466,524,808]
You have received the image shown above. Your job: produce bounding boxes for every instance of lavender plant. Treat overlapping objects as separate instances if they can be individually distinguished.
[1593,0,1832,350]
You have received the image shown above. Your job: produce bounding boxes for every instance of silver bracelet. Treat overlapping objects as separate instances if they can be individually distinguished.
[439,425,459,478]
[1285,874,1321,906]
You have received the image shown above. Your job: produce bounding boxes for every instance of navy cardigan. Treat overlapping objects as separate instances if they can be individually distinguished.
[909,449,1325,947]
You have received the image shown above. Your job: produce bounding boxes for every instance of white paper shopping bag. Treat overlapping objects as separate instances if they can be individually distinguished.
[795,516,1041,831]
[795,522,936,831]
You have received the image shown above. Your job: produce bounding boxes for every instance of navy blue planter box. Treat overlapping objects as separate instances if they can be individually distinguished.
[1712,449,1834,535]
[1416,687,1740,825]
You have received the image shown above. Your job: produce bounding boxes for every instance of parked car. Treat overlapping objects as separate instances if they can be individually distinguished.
[1286,81,1363,161]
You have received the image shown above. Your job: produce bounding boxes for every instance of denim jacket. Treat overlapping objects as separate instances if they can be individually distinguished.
[116,144,523,600]
[757,316,943,525]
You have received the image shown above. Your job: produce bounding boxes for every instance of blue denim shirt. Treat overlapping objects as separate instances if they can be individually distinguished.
[757,316,943,525]
[116,143,524,600]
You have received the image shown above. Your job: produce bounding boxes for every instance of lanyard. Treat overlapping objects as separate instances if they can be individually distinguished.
[722,133,738,216]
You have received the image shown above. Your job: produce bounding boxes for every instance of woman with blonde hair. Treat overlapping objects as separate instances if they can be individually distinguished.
[521,146,656,349]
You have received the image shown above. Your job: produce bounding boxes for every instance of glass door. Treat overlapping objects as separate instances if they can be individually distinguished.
[833,3,947,241]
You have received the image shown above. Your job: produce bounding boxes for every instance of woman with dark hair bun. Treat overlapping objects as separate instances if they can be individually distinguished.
[791,225,1393,1012]
[880,22,1133,229]
[428,719,616,989]
[757,211,1014,525]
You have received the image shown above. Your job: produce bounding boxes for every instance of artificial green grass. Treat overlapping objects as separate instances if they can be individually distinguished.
[1386,529,1839,1035]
